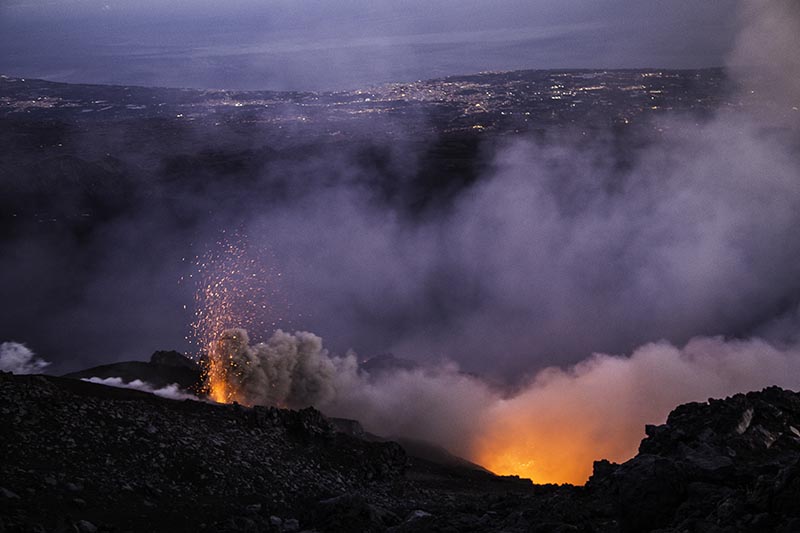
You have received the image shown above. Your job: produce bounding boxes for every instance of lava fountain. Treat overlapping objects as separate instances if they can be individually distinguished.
[186,231,288,404]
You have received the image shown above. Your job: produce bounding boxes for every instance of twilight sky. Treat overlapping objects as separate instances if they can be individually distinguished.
[0,0,739,90]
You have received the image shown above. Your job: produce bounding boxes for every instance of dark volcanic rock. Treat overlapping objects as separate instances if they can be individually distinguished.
[149,350,197,370]
[587,386,800,532]
[590,454,687,531]
[313,493,400,532]
[0,372,409,532]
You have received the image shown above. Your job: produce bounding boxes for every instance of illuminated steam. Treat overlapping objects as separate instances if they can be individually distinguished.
[82,376,199,401]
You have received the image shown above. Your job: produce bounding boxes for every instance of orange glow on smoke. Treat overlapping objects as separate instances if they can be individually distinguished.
[471,339,800,485]
[473,419,643,485]
[185,231,287,404]
[469,361,655,485]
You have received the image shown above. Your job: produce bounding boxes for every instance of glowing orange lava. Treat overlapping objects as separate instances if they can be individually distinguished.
[470,381,650,485]
[203,338,250,404]
[205,352,237,404]
[185,231,288,403]
[474,426,642,486]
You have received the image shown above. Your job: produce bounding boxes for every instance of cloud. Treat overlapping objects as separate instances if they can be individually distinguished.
[241,103,800,381]
[0,342,50,374]
[83,0,800,485]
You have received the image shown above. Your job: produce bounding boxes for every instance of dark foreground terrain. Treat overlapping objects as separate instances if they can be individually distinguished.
[2,372,800,532]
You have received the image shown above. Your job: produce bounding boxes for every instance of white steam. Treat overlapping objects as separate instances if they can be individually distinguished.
[0,342,50,374]
[82,376,199,401]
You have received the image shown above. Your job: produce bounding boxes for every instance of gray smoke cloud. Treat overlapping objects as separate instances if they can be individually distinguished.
[231,0,800,381]
[0,342,51,374]
[212,328,356,408]
[211,326,800,484]
[210,327,495,454]
[249,107,800,380]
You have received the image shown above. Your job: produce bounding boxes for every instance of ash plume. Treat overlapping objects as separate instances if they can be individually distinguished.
[0,342,50,374]
[206,327,800,484]
[204,327,495,455]
[211,328,357,408]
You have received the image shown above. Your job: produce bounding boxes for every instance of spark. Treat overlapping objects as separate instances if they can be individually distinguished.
[186,230,290,403]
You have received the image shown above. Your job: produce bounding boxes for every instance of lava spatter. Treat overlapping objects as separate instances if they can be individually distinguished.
[185,231,288,403]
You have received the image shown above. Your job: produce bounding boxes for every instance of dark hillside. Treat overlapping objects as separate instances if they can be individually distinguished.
[2,371,800,532]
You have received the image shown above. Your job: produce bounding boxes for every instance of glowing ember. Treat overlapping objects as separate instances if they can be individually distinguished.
[185,230,288,403]
[205,345,238,404]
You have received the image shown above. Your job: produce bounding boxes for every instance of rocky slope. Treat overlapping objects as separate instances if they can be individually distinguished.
[2,371,800,532]
[588,386,800,532]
